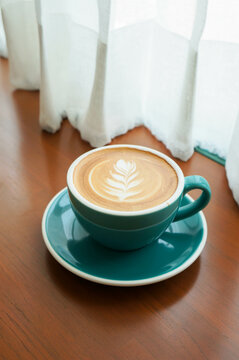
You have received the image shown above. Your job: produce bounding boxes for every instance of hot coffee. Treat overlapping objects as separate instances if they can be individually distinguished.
[73,147,178,212]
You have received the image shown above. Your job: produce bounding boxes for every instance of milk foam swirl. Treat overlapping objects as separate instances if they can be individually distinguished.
[73,148,178,211]
[91,160,143,201]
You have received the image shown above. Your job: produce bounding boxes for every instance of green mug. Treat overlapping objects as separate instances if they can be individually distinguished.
[67,145,211,251]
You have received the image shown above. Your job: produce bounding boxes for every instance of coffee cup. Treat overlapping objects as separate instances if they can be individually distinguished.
[67,145,211,251]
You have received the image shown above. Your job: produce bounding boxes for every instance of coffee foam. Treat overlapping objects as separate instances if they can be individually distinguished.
[73,148,178,211]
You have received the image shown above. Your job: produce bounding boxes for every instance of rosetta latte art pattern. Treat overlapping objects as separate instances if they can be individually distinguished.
[73,147,178,211]
[103,160,143,201]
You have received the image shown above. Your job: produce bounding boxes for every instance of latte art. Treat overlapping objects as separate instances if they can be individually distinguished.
[73,148,178,211]
[91,159,143,201]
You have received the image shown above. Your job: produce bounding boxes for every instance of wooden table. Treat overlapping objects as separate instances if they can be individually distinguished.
[1,57,239,360]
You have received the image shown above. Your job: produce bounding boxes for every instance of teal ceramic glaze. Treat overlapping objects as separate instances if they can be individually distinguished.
[174,176,211,221]
[68,190,181,230]
[70,205,178,251]
[67,145,211,251]
[42,189,207,286]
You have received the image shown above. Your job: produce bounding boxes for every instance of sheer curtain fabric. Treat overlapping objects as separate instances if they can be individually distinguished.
[0,0,239,205]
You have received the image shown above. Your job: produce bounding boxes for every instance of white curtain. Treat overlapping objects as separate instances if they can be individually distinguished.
[0,2,7,57]
[0,0,239,205]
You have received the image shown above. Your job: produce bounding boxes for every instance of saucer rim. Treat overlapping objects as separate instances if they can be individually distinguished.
[42,188,207,287]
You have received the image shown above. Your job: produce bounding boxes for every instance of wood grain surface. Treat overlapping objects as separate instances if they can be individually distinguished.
[0,57,239,360]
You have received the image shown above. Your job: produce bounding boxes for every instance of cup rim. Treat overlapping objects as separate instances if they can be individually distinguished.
[67,144,184,217]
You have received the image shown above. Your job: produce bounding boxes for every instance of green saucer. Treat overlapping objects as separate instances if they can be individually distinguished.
[42,188,207,286]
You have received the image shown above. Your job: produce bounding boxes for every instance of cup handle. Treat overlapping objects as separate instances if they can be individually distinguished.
[173,176,211,222]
